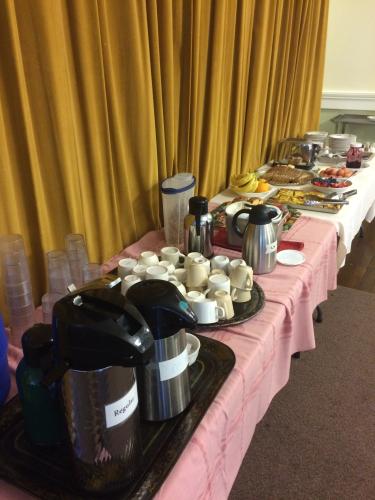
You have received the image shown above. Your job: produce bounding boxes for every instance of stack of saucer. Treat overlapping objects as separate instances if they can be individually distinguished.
[328,134,357,153]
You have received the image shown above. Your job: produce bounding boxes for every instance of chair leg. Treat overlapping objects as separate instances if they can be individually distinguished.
[313,305,323,323]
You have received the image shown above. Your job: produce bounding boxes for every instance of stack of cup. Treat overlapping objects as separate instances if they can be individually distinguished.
[47,250,72,294]
[43,250,74,324]
[83,263,102,284]
[0,235,35,347]
[65,234,89,288]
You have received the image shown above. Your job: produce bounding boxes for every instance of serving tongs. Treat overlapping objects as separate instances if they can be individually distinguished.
[304,189,357,206]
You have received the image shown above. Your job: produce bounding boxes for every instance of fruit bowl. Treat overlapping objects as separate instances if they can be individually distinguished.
[311,177,352,194]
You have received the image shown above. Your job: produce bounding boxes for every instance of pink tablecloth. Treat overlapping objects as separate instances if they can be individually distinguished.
[105,215,338,499]
[1,216,337,499]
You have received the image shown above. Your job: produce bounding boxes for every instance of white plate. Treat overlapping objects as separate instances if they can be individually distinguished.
[277,250,305,266]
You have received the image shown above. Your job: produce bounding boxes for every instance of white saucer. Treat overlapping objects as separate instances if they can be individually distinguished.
[277,250,305,266]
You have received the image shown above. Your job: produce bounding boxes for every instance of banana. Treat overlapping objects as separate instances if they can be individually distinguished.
[230,172,259,193]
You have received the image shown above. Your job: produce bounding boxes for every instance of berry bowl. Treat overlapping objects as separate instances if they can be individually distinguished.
[310,177,353,194]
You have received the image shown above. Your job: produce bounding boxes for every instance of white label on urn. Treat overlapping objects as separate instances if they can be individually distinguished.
[158,347,189,382]
[266,241,277,254]
[105,381,138,429]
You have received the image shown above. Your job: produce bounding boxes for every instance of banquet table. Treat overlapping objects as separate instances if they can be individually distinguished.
[1,215,338,499]
[211,157,375,268]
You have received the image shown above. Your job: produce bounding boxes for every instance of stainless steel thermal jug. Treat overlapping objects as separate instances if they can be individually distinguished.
[184,196,214,258]
[126,280,198,421]
[232,205,277,274]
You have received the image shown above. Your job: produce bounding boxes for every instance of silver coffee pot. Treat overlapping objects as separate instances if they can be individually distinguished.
[232,205,278,274]
[184,196,214,258]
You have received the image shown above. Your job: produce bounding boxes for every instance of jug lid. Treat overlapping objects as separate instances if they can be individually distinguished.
[248,205,277,225]
[21,324,53,369]
[189,196,208,216]
[161,174,196,194]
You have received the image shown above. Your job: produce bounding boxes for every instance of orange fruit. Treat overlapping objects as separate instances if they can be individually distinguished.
[256,181,270,193]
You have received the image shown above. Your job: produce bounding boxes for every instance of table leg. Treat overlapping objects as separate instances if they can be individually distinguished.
[313,305,323,323]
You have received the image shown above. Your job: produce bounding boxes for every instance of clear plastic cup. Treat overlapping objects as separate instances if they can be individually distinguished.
[65,234,89,288]
[47,250,72,294]
[161,173,195,247]
[8,304,35,347]
[6,292,34,309]
[0,234,25,255]
[83,263,102,284]
[42,292,64,324]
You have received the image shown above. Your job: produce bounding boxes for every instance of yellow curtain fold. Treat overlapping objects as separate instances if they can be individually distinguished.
[0,0,329,317]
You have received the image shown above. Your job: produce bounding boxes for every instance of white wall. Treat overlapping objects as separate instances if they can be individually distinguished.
[323,0,375,92]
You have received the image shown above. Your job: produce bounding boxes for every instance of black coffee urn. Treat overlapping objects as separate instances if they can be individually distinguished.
[49,286,154,494]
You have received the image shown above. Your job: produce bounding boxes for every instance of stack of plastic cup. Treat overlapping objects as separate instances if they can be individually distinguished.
[83,263,102,284]
[42,292,64,324]
[47,250,73,295]
[65,234,89,288]
[0,234,35,347]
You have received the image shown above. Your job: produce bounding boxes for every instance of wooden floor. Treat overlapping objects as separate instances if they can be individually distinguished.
[337,220,375,293]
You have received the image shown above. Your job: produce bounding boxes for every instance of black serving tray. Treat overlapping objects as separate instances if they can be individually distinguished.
[0,335,235,500]
[195,281,265,331]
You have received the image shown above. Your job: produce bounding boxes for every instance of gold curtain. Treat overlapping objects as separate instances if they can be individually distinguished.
[0,0,329,313]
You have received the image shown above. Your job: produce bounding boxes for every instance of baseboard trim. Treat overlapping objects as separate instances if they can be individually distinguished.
[322,91,375,111]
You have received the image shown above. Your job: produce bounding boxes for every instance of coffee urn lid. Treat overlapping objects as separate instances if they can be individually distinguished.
[126,280,197,340]
[52,287,154,371]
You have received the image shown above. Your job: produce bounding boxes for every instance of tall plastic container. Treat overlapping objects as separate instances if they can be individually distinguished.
[161,173,195,248]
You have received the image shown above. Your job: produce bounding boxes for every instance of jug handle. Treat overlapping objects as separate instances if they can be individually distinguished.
[232,209,252,237]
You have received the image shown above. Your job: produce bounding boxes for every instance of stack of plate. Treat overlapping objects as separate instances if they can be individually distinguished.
[304,131,328,145]
[328,134,356,153]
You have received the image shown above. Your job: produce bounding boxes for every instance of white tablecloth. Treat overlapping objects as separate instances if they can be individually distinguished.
[212,159,375,268]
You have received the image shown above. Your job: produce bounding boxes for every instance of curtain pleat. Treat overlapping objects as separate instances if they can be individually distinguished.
[0,0,329,316]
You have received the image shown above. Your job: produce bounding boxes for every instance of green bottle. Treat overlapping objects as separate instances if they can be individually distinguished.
[16,324,64,446]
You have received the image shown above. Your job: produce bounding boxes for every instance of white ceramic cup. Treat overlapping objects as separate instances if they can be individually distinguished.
[169,279,186,296]
[186,261,209,287]
[214,290,234,319]
[229,264,252,289]
[145,265,169,281]
[184,252,203,268]
[231,286,252,303]
[186,290,206,303]
[206,274,231,298]
[186,333,201,365]
[211,255,230,273]
[118,258,138,279]
[132,264,148,280]
[138,251,159,266]
[159,260,176,274]
[174,268,187,284]
[189,299,225,324]
[228,258,247,272]
[160,246,184,266]
[121,275,141,296]
[209,268,226,277]
[192,256,210,274]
